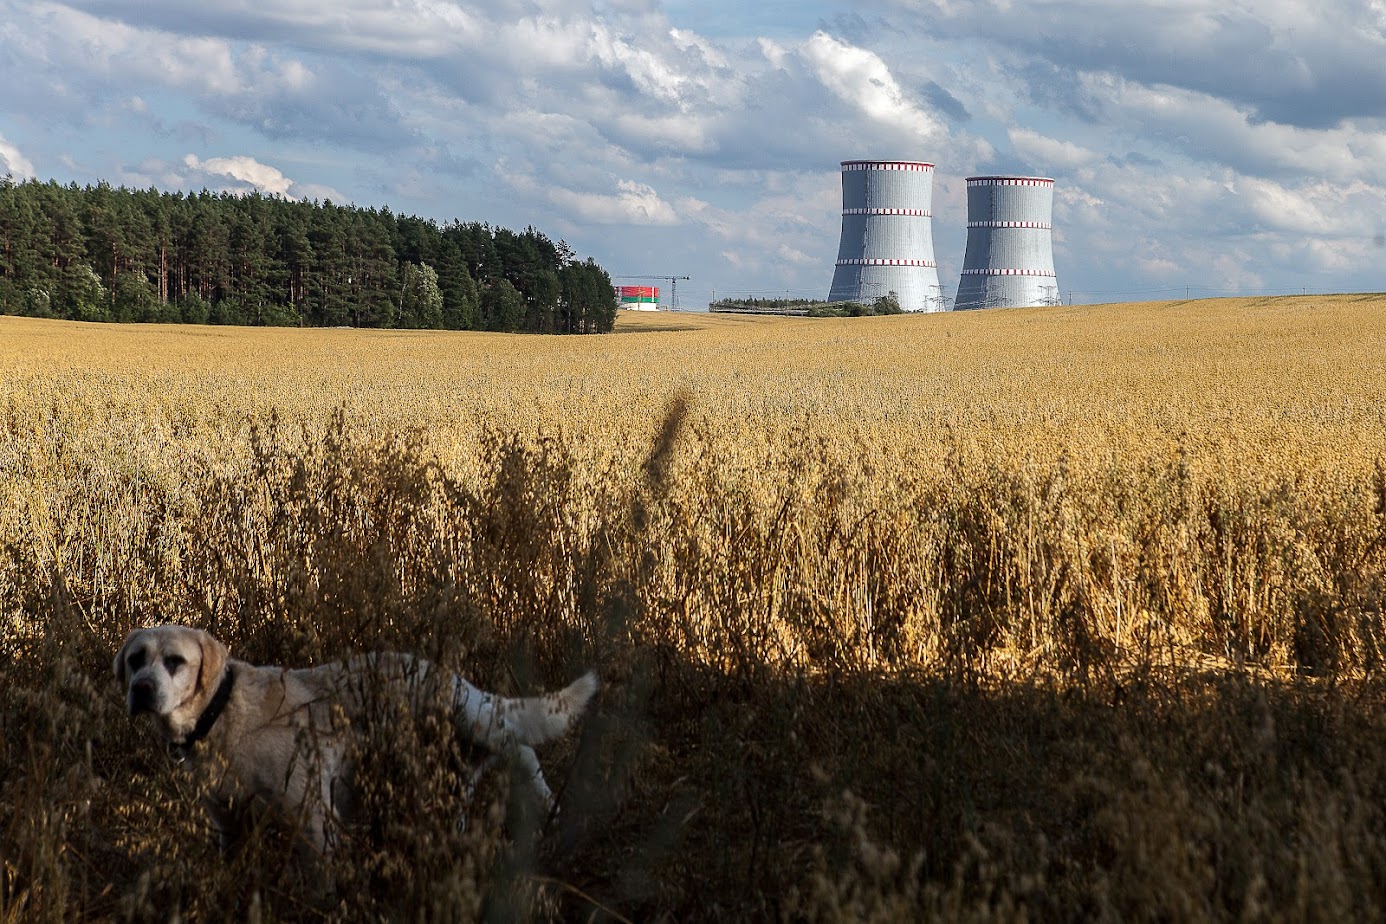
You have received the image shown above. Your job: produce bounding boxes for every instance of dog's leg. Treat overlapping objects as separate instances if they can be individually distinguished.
[464,752,500,805]
[512,744,553,808]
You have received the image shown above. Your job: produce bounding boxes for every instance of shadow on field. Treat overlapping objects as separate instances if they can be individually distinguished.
[581,660,1386,922]
[3,400,1386,920]
[5,608,1386,922]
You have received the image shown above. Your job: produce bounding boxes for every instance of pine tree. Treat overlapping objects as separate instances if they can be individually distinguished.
[0,178,612,333]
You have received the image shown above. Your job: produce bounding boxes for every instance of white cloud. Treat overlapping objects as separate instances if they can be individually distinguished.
[670,27,729,70]
[505,167,680,225]
[800,32,944,145]
[184,153,294,196]
[675,171,839,284]
[554,179,679,225]
[176,153,347,201]
[893,0,1386,127]
[1237,177,1385,237]
[758,38,788,69]
[0,134,36,180]
[1082,75,1386,186]
[1007,127,1099,171]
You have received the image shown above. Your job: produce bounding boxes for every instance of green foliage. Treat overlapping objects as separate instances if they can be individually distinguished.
[809,291,904,317]
[558,259,618,333]
[482,278,526,332]
[112,271,159,322]
[709,296,816,314]
[177,293,211,325]
[258,303,302,327]
[59,264,108,322]
[872,291,903,314]
[0,178,613,333]
[709,293,904,318]
[397,261,444,329]
[21,285,52,318]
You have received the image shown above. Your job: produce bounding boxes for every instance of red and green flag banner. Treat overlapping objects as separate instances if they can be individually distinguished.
[616,285,660,306]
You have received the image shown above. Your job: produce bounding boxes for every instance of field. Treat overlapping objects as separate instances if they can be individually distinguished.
[3,295,1386,920]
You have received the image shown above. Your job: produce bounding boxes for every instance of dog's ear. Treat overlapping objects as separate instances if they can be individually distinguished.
[113,630,141,687]
[195,630,230,695]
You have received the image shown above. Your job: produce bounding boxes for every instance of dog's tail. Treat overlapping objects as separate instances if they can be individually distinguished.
[453,671,598,750]
[507,671,599,746]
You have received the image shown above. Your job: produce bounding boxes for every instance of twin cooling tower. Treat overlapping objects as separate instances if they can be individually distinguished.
[954,176,1060,310]
[827,161,943,313]
[828,162,1059,311]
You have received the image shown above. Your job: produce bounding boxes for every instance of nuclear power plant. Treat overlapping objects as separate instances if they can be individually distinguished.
[827,160,944,312]
[817,161,1063,313]
[953,176,1061,310]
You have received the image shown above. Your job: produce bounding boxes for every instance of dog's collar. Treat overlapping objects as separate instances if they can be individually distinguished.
[170,666,236,762]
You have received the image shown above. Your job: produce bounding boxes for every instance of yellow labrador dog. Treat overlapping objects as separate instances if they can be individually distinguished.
[115,624,596,857]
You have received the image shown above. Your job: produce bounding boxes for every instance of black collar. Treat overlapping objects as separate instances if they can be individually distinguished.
[170,666,235,762]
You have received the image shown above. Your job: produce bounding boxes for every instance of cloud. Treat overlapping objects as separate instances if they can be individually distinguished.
[1235,177,1385,238]
[0,135,36,180]
[57,0,484,58]
[2,2,413,154]
[179,153,347,201]
[801,31,945,145]
[1007,127,1099,171]
[920,80,971,125]
[551,179,680,226]
[184,154,292,196]
[17,2,980,177]
[892,0,1386,129]
[504,167,680,225]
[674,171,840,280]
[1083,75,1386,186]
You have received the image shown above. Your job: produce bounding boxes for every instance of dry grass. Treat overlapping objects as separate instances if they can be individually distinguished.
[3,295,1386,920]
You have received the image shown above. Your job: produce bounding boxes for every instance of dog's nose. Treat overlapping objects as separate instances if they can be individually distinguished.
[129,679,156,715]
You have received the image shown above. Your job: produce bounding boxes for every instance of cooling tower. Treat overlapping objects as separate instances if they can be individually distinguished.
[954,176,1061,310]
[827,160,943,312]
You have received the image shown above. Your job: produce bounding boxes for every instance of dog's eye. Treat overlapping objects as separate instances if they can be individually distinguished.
[164,655,186,674]
[127,651,147,672]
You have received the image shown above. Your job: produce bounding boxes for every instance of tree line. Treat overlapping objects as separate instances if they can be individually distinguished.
[708,293,903,317]
[0,177,618,333]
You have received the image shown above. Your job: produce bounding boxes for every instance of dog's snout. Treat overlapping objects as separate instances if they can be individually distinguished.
[129,678,156,715]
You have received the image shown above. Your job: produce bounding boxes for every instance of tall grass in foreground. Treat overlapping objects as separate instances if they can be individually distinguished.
[2,298,1386,919]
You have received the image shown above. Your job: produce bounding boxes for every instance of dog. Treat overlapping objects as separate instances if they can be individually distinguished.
[114,624,596,859]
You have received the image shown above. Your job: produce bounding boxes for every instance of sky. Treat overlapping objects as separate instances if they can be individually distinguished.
[2,0,1385,309]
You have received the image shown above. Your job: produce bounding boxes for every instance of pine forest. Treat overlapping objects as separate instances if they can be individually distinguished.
[0,177,618,333]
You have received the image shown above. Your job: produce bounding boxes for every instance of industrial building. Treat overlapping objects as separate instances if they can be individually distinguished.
[827,160,944,312]
[954,176,1061,310]
[615,285,660,311]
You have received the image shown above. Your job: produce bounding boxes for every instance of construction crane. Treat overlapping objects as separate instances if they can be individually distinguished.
[614,274,691,310]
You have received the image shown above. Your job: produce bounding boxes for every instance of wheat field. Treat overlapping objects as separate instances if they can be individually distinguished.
[3,296,1386,921]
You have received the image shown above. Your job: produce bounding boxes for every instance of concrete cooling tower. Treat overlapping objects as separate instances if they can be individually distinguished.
[827,160,943,313]
[954,176,1061,310]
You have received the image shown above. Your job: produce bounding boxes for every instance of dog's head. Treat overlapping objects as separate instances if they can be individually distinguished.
[114,625,229,739]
